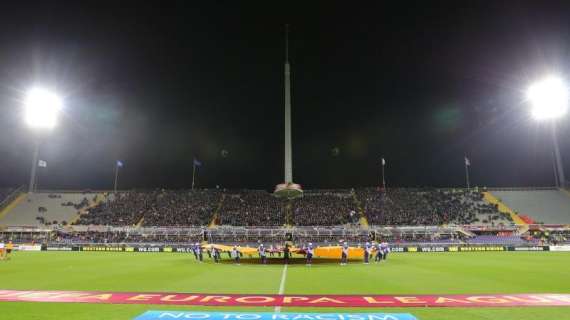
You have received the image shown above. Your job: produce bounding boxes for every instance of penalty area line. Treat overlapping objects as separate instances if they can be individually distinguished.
[274,264,288,313]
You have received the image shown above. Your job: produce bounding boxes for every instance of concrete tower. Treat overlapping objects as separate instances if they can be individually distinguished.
[284,24,293,183]
[275,25,302,197]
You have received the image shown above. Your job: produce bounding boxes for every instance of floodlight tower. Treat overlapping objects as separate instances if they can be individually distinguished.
[24,88,62,193]
[527,76,568,187]
[284,24,293,185]
[275,25,302,197]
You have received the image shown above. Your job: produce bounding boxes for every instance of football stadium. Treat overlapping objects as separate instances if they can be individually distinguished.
[1,2,570,320]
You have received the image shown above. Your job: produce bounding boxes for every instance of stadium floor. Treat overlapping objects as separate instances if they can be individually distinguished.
[1,251,570,319]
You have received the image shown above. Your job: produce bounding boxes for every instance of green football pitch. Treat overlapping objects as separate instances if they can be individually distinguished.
[1,251,570,320]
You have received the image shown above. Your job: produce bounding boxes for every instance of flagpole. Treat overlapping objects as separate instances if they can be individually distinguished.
[35,168,39,193]
[192,162,196,190]
[114,164,119,193]
[465,158,470,190]
[381,160,386,189]
[28,140,40,193]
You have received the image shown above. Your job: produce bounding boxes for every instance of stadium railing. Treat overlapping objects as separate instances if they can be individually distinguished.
[0,185,24,211]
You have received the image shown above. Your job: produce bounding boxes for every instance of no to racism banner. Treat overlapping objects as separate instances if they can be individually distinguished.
[134,312,417,320]
[1,290,570,307]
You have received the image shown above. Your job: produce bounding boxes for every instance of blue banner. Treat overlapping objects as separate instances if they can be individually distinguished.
[135,311,417,320]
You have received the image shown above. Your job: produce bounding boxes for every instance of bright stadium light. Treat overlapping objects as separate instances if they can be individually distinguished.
[525,75,568,187]
[24,88,63,129]
[527,76,569,121]
[24,87,63,193]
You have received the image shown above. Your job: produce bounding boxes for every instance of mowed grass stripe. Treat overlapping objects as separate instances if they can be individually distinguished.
[283,252,570,295]
[1,251,570,320]
[1,252,284,293]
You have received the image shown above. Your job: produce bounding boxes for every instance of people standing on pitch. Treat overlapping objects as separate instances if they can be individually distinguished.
[269,244,275,257]
[195,243,203,262]
[5,241,13,260]
[258,244,267,264]
[214,247,222,263]
[210,245,219,263]
[192,243,199,260]
[381,241,390,261]
[306,243,314,266]
[231,245,240,265]
[340,242,349,265]
[364,242,372,264]
[0,240,5,261]
[374,242,383,263]
[283,243,290,264]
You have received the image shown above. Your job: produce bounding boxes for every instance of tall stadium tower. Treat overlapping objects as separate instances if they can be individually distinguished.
[275,25,302,197]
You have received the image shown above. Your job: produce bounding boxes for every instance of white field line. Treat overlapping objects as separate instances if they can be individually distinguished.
[274,264,288,312]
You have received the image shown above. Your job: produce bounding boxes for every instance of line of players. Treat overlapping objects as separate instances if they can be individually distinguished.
[187,241,390,265]
[188,242,284,265]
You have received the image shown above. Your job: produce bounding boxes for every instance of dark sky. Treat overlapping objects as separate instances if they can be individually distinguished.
[1,1,570,190]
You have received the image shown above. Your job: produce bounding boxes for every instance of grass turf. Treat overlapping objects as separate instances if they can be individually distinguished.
[1,251,570,320]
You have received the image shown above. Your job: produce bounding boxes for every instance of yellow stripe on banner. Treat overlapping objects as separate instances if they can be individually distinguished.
[314,246,364,259]
[0,193,27,223]
[482,191,526,225]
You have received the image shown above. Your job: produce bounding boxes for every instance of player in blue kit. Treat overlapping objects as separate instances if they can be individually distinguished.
[381,241,390,261]
[374,242,383,263]
[306,243,314,266]
[364,242,372,264]
[258,244,267,264]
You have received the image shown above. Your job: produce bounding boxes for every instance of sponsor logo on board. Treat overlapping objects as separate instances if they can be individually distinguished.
[549,245,570,252]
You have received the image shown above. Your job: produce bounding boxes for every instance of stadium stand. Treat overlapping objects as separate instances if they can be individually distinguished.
[2,225,542,247]
[77,190,221,226]
[467,235,525,245]
[0,188,15,203]
[491,189,570,224]
[1,188,518,228]
[482,191,526,225]
[217,190,285,226]
[291,190,359,225]
[357,188,510,226]
[1,192,99,227]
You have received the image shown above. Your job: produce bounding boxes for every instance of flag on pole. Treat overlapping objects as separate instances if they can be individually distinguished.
[38,160,47,168]
[381,158,386,166]
[464,156,470,166]
[116,160,124,168]
[193,158,202,167]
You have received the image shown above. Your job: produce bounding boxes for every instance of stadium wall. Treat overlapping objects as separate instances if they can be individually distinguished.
[38,244,569,253]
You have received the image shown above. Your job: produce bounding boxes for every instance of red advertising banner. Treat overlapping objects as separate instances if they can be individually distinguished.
[1,290,570,307]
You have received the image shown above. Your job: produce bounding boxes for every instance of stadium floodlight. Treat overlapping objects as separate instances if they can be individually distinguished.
[24,88,63,129]
[526,76,568,187]
[24,87,63,193]
[526,76,569,121]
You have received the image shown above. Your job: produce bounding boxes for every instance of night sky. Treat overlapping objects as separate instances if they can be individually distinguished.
[1,1,570,191]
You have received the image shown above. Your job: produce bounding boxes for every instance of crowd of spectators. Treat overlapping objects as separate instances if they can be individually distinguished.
[3,228,551,247]
[357,188,508,226]
[61,197,89,210]
[72,188,512,227]
[77,190,221,226]
[51,231,204,244]
[217,190,359,226]
[291,190,359,225]
[218,190,285,226]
